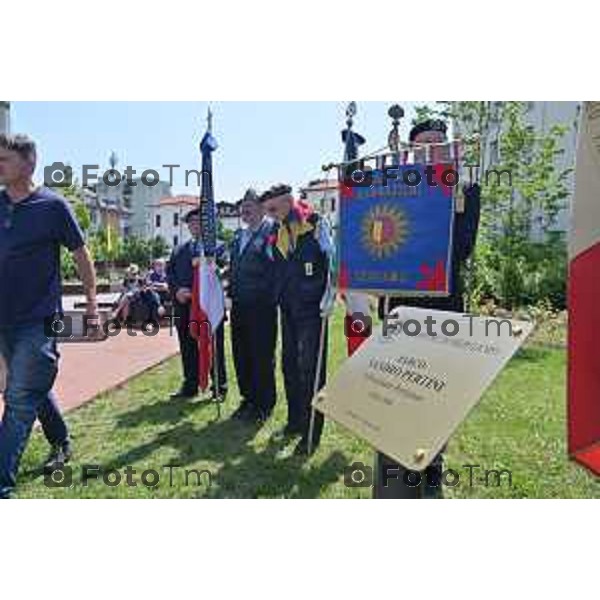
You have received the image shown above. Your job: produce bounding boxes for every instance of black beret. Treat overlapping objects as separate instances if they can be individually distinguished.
[269,183,292,197]
[240,188,259,204]
[409,119,448,142]
[184,207,200,222]
[258,190,273,203]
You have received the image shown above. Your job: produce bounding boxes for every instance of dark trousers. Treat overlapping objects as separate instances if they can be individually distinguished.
[0,323,69,498]
[231,301,277,416]
[374,451,445,499]
[174,307,227,394]
[281,310,327,443]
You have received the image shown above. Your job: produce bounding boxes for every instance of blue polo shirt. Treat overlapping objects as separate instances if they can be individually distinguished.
[0,187,85,328]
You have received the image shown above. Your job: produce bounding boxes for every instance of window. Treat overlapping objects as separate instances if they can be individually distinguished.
[174,213,179,227]
[155,214,161,228]
[173,235,179,247]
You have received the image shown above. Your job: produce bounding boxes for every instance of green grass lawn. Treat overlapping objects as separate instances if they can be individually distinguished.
[15,309,600,498]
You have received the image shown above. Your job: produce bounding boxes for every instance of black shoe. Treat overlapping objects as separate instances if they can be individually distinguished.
[170,388,198,400]
[43,443,72,474]
[254,408,272,425]
[231,402,256,421]
[272,425,302,442]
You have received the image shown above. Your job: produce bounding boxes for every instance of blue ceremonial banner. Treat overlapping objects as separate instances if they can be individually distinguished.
[338,163,455,295]
[200,128,218,258]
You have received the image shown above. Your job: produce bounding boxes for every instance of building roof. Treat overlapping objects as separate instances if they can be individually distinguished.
[150,195,200,208]
[299,179,339,193]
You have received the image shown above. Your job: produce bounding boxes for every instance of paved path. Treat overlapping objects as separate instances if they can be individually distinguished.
[0,326,180,417]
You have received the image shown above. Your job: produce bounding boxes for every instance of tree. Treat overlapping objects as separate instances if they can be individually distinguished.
[72,198,92,235]
[217,220,234,246]
[89,224,122,264]
[151,236,170,259]
[414,101,573,309]
[60,179,91,280]
[119,235,151,266]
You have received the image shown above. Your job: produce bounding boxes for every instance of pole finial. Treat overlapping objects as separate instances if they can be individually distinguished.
[388,103,405,154]
[109,151,118,170]
[207,106,213,133]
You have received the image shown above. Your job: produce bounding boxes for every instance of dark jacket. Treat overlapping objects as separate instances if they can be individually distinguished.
[229,219,277,306]
[378,183,481,317]
[167,238,227,316]
[274,212,329,320]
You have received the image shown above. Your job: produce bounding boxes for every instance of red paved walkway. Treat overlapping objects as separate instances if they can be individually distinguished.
[0,327,180,416]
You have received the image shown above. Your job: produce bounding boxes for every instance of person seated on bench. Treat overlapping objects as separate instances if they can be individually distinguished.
[146,258,169,305]
[114,264,165,324]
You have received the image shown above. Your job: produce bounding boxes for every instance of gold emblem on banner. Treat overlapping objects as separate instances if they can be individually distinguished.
[361,204,408,259]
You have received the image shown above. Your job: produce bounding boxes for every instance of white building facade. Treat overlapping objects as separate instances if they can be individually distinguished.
[148,195,199,249]
[126,179,172,238]
[216,201,241,232]
[299,179,339,224]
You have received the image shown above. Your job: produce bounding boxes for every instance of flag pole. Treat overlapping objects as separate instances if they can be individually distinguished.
[307,101,363,456]
[206,105,220,419]
[307,315,328,455]
[198,104,224,419]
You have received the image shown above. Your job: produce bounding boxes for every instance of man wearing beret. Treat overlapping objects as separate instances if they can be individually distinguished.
[375,118,481,498]
[260,184,334,455]
[167,207,227,400]
[228,189,278,424]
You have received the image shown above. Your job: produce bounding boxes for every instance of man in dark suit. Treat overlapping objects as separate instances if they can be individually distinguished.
[229,189,278,423]
[167,207,227,400]
[375,119,481,498]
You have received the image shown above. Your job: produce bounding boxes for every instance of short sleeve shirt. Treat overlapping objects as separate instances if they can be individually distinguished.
[0,186,85,327]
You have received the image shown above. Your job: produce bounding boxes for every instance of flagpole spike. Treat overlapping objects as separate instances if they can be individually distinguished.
[207,106,213,134]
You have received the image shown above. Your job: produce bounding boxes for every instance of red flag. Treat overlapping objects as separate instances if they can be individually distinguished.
[568,102,600,474]
[189,260,212,392]
[343,292,371,357]
[346,319,368,356]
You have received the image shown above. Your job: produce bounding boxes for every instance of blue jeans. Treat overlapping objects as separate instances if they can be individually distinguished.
[0,323,69,498]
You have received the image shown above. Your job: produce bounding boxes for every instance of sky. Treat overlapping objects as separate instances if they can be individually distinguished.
[10,101,422,201]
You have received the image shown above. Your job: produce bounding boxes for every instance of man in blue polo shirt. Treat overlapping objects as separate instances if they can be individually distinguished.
[0,133,99,499]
